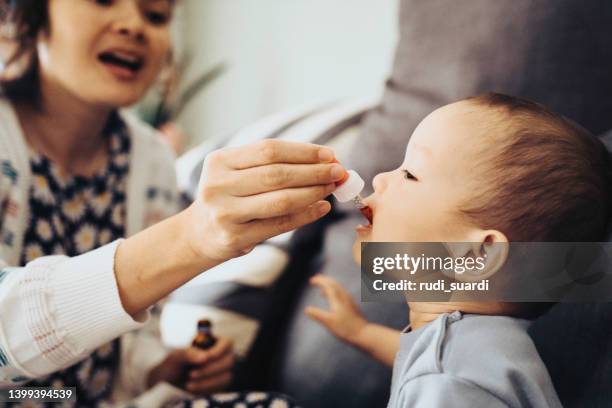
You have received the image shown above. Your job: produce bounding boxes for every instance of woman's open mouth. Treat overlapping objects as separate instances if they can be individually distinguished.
[98,50,144,80]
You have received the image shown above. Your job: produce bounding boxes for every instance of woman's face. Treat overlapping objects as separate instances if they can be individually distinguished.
[353,101,489,262]
[39,0,173,108]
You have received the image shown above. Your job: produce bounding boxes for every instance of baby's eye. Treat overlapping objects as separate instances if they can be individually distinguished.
[402,169,417,180]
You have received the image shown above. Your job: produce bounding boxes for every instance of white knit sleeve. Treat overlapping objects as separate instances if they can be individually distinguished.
[111,306,169,400]
[0,240,149,387]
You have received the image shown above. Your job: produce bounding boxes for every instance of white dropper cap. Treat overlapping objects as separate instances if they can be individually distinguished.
[333,169,365,203]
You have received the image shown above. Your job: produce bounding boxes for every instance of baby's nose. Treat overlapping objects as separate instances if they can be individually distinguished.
[372,172,389,193]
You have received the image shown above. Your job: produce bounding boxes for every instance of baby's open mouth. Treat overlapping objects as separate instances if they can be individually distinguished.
[360,205,373,225]
[356,205,373,234]
[98,51,144,73]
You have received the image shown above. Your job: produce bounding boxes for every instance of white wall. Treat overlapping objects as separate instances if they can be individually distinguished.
[176,0,399,148]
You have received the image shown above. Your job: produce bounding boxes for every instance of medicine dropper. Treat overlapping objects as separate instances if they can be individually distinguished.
[332,169,373,224]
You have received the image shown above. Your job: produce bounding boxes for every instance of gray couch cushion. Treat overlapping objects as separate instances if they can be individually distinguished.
[529,304,612,407]
[351,0,612,191]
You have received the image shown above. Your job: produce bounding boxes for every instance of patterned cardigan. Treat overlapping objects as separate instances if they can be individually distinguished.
[0,99,181,402]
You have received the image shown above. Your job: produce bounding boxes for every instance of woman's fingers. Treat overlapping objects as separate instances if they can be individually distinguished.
[232,184,335,222]
[217,140,336,170]
[204,337,233,362]
[185,337,235,392]
[226,163,345,196]
[186,371,232,395]
[182,347,209,365]
[189,139,340,263]
[182,338,232,367]
[240,201,332,243]
[189,352,235,381]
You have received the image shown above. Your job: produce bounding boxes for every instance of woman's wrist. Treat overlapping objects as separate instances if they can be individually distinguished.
[114,209,223,317]
[180,203,235,265]
[175,204,225,267]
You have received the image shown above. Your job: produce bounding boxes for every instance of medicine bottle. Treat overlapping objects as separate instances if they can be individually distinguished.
[192,319,217,350]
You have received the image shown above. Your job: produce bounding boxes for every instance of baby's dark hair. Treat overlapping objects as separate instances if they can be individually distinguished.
[462,92,612,242]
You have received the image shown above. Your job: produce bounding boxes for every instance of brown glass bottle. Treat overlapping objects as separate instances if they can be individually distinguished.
[192,319,217,350]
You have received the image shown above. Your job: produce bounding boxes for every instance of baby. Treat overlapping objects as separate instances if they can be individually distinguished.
[306,93,612,407]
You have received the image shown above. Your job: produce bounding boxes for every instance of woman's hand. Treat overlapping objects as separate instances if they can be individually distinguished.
[115,140,345,317]
[305,275,369,345]
[185,139,345,263]
[147,337,235,395]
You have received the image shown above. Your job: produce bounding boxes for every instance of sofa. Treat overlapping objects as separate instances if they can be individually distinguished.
[164,1,612,407]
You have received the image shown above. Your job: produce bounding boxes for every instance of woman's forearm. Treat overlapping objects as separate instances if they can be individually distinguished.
[114,206,220,317]
[352,323,401,367]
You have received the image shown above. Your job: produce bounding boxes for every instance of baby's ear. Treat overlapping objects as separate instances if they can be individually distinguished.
[444,231,509,282]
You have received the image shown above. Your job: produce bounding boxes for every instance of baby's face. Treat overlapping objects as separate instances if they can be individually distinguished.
[353,101,490,261]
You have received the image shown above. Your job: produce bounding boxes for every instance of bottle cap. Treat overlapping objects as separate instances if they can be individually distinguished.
[197,319,212,329]
[333,170,365,202]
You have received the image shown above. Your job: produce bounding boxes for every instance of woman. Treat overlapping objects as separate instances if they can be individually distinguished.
[0,0,343,405]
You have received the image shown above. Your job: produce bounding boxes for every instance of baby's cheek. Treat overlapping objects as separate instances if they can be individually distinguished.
[375,215,409,240]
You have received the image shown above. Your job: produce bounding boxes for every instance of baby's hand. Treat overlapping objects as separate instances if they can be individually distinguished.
[305,275,369,344]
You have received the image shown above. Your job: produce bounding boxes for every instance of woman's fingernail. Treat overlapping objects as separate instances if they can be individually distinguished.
[326,183,336,193]
[241,246,254,255]
[330,164,345,180]
[319,148,335,162]
[316,201,330,215]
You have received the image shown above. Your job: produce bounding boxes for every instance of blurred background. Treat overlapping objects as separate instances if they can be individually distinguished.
[142,0,398,152]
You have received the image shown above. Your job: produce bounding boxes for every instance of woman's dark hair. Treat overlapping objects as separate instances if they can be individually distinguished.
[0,0,49,102]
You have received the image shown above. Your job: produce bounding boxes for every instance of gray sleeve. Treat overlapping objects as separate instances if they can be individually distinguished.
[391,374,508,408]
